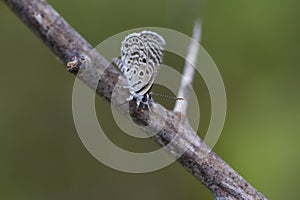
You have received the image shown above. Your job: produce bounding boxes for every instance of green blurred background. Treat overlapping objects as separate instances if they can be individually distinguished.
[1,0,299,199]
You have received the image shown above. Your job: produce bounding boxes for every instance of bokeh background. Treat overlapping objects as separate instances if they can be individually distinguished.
[1,0,299,199]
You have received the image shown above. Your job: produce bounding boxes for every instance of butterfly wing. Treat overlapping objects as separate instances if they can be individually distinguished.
[140,30,165,69]
[119,31,165,96]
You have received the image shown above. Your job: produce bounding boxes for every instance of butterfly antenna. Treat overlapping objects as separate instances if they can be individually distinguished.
[150,92,184,101]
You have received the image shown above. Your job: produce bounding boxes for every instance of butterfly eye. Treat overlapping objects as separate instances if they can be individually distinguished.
[139,71,144,76]
[142,58,147,63]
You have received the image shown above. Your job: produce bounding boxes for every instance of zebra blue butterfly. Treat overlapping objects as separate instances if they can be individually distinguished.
[114,30,166,109]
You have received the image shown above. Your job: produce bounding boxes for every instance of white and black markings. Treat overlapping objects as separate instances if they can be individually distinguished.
[114,30,166,109]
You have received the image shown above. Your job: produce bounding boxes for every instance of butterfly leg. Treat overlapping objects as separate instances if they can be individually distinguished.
[135,95,143,109]
[126,92,142,109]
[129,93,148,111]
[146,93,152,109]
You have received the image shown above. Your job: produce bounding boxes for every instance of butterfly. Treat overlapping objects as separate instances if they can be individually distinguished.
[113,30,166,109]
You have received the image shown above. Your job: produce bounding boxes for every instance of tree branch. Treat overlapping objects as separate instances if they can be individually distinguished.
[2,0,267,199]
[174,21,201,114]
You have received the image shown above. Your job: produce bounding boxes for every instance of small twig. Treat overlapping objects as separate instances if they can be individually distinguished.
[2,0,267,199]
[174,21,201,114]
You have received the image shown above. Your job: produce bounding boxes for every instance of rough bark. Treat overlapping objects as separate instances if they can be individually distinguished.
[2,0,267,199]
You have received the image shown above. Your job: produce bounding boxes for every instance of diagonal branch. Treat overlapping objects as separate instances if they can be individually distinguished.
[174,21,201,114]
[2,0,267,199]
